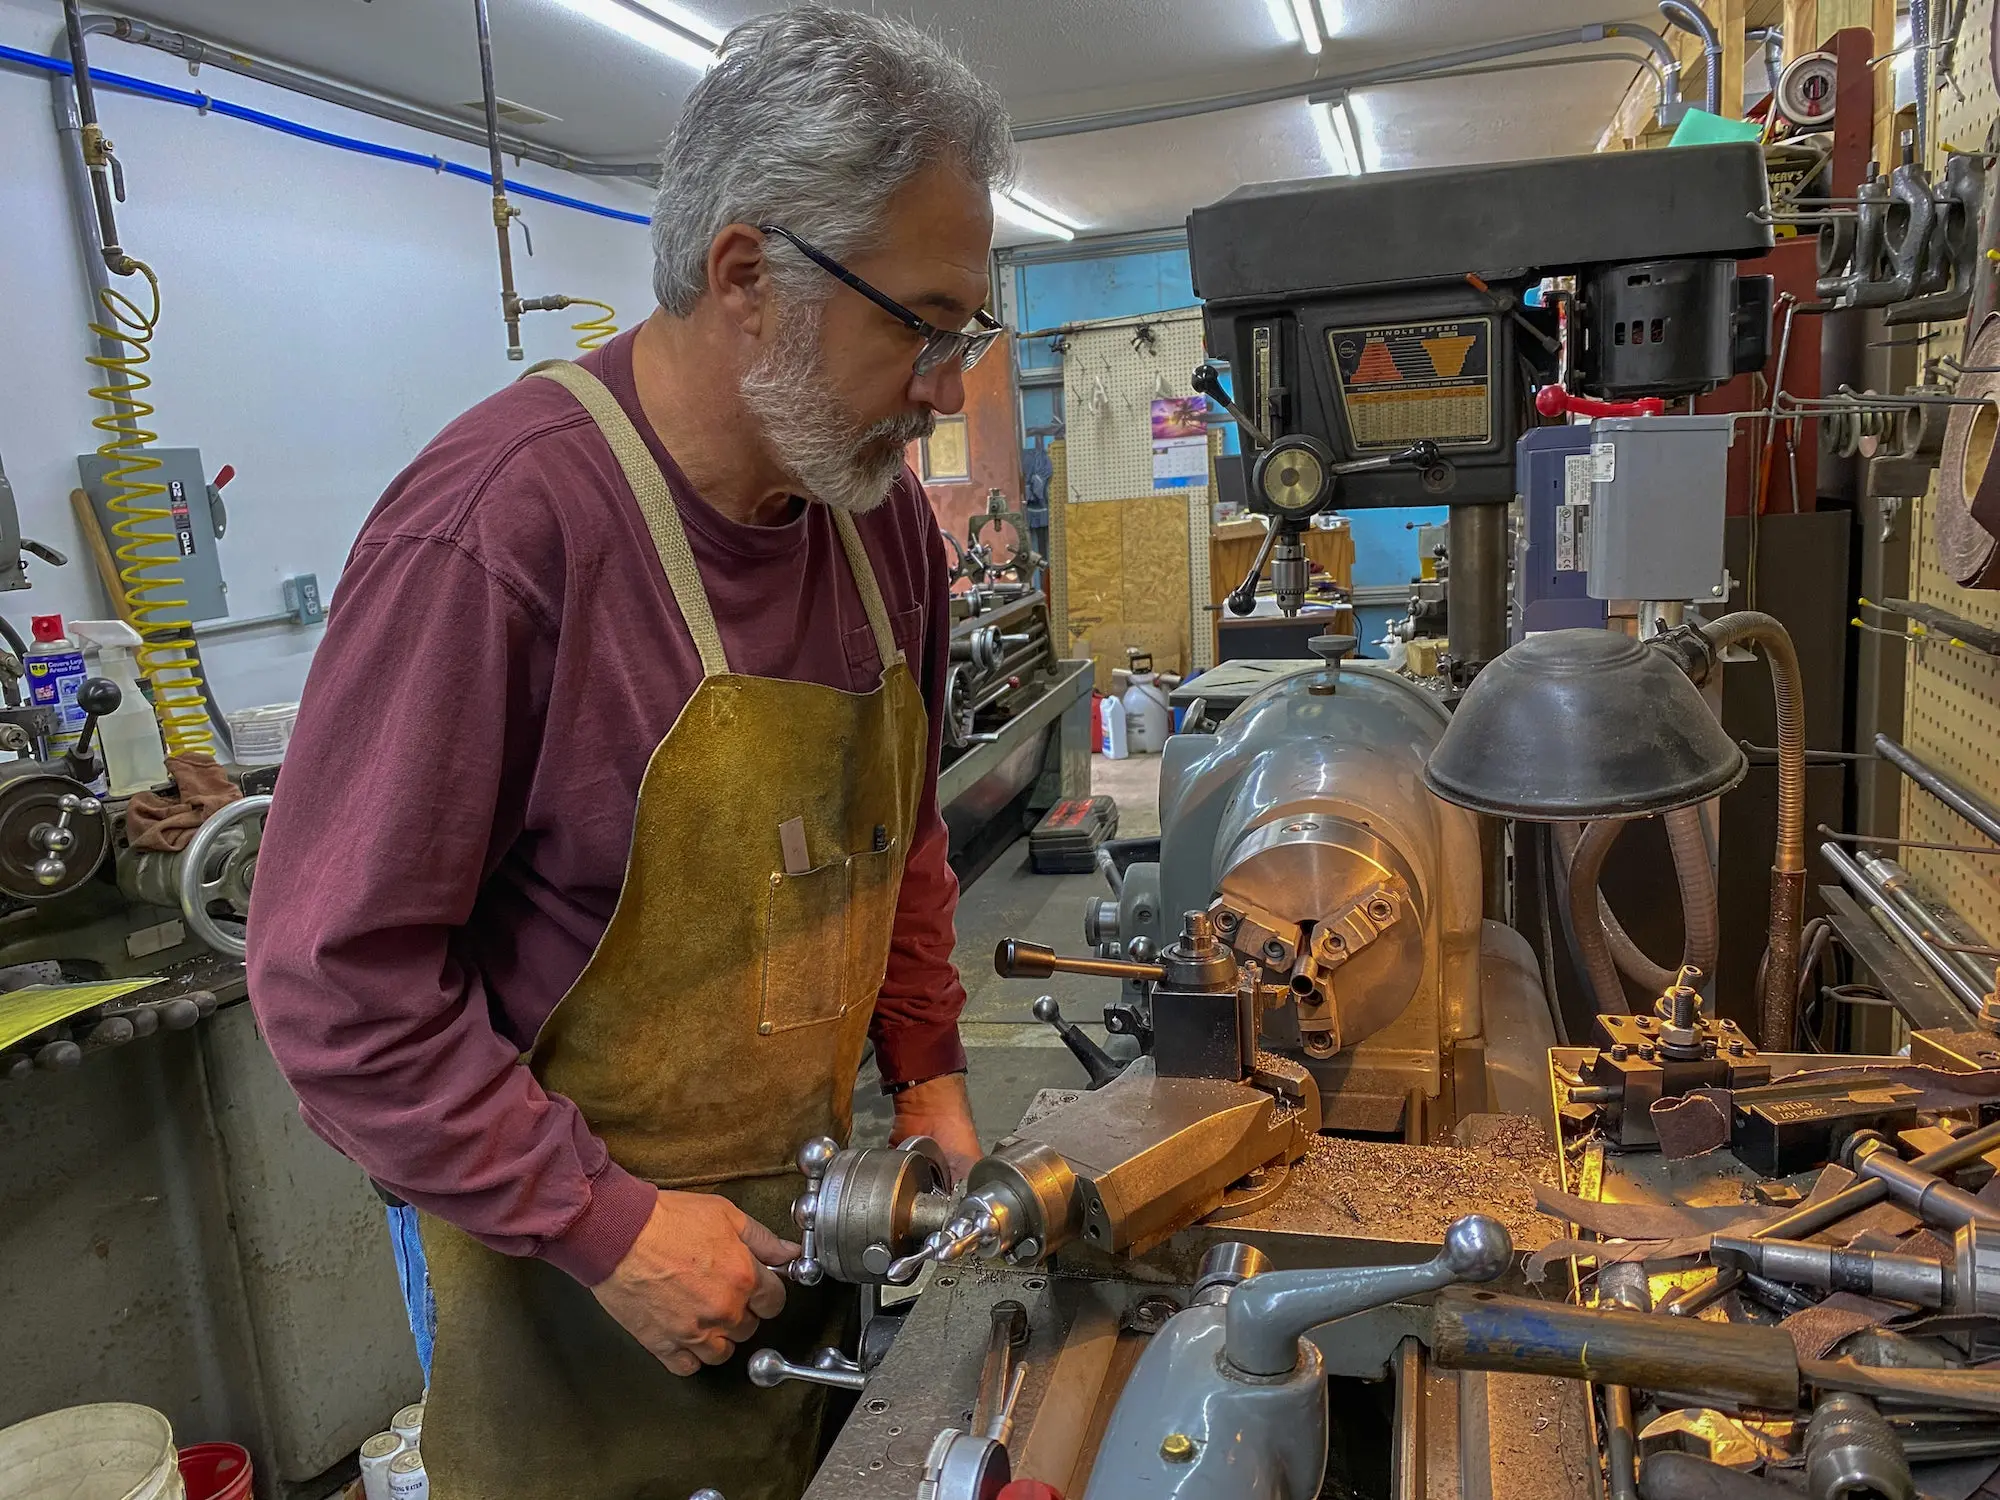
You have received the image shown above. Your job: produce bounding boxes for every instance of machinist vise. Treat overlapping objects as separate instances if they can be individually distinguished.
[781,910,1321,1287]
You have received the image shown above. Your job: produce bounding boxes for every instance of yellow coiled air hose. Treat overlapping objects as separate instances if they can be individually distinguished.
[569,299,618,352]
[86,264,213,759]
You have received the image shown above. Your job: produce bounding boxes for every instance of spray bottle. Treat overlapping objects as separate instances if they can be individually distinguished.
[70,619,168,794]
[24,615,89,755]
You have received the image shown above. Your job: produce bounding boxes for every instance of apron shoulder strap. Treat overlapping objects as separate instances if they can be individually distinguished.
[528,360,731,679]
[830,511,905,671]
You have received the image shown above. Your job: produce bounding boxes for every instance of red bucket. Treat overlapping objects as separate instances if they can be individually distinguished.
[179,1443,253,1500]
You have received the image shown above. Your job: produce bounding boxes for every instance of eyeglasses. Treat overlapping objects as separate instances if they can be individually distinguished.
[758,223,1003,377]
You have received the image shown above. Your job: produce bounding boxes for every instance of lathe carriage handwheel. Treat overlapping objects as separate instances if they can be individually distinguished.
[177,794,273,960]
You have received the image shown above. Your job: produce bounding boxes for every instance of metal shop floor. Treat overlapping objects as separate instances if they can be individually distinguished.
[853,753,1162,1148]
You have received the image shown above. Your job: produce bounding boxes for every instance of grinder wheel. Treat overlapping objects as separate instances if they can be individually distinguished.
[1937,313,2000,588]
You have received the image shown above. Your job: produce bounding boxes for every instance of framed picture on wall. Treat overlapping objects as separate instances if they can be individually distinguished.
[922,414,971,484]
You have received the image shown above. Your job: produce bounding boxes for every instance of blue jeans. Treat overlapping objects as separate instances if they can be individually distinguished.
[385,1203,437,1381]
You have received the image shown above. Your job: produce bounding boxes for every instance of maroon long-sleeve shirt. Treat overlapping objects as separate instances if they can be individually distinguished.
[247,330,967,1285]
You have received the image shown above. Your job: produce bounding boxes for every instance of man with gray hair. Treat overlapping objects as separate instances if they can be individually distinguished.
[247,8,1013,1494]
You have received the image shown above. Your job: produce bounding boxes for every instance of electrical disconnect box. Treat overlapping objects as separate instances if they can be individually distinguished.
[1586,415,1735,604]
[0,451,26,593]
[75,447,229,622]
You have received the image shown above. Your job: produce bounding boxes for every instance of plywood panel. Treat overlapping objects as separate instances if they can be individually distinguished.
[1121,494,1193,629]
[1901,0,2000,954]
[1063,496,1124,652]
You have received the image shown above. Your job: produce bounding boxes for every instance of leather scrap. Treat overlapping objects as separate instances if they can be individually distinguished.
[1781,1292,1907,1360]
[1533,1186,1773,1240]
[1526,1234,1707,1284]
[126,753,241,854]
[1653,1088,1734,1159]
[1913,1453,2000,1500]
[1525,1188,1784,1284]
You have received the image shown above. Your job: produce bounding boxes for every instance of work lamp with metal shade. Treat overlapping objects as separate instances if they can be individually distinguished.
[1422,619,1808,1051]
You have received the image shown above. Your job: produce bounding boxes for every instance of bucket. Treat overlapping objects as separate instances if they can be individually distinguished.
[177,1444,252,1500]
[0,1403,185,1500]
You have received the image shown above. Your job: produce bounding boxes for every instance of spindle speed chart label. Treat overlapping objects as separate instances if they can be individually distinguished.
[1328,318,1492,450]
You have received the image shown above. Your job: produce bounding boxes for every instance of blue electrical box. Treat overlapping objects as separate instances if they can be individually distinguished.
[1512,426,1607,641]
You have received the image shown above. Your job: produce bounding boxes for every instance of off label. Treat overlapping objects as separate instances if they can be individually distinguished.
[1327,318,1492,451]
[169,479,197,557]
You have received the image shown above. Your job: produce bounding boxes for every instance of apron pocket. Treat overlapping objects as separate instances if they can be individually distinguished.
[759,857,856,1034]
[842,839,901,1012]
[758,840,904,1036]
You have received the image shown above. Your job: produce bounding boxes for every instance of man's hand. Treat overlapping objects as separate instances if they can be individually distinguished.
[591,1190,798,1377]
[890,1072,981,1182]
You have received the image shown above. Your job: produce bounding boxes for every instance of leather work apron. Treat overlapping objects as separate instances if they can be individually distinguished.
[418,360,929,1500]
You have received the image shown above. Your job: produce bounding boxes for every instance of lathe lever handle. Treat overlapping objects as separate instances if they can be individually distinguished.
[1225,1214,1515,1377]
[1191,363,1270,448]
[747,1348,866,1392]
[1534,386,1666,420]
[1031,996,1120,1088]
[994,938,1164,984]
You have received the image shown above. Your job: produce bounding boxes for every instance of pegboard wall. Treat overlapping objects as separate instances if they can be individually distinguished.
[1059,310,1216,679]
[1904,0,2000,946]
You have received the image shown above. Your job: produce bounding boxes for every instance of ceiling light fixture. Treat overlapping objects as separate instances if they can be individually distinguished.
[1311,93,1365,176]
[550,0,722,72]
[1287,0,1324,55]
[992,189,1077,242]
[1315,0,1344,35]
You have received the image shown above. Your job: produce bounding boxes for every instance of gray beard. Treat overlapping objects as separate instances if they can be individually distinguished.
[740,300,934,515]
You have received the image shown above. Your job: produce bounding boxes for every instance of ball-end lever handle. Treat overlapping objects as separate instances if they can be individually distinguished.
[1192,362,1271,448]
[782,1136,840,1285]
[1032,995,1121,1088]
[747,1348,866,1392]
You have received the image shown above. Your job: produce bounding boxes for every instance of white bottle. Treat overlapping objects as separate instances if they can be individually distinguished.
[1100,692,1129,760]
[1120,656,1173,755]
[23,614,88,754]
[70,619,168,794]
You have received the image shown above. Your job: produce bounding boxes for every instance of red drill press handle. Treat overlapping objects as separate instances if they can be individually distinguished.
[1535,386,1665,420]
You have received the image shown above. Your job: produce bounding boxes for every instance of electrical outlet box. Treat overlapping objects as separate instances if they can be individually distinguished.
[283,574,325,625]
[76,447,229,621]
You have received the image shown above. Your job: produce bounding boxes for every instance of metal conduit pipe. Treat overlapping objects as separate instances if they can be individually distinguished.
[1658,1,1723,116]
[1820,840,1990,1015]
[1010,22,1683,140]
[1855,851,1998,996]
[1700,612,1808,1050]
[1567,819,1636,1013]
[1403,52,1667,92]
[1875,735,2000,846]
[82,14,659,181]
[1911,0,1932,165]
[1748,27,1783,102]
[1557,810,1719,1006]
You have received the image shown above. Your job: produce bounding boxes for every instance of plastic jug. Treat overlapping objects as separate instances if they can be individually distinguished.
[1100,692,1128,759]
[1120,653,1173,755]
[70,620,168,795]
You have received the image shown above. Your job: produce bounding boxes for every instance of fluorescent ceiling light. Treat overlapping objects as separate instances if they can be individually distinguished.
[992,189,1076,241]
[1315,0,1344,35]
[1287,0,1323,55]
[551,0,721,71]
[1311,95,1364,176]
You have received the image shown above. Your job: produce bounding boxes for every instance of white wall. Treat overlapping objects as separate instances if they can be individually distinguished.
[0,0,658,714]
